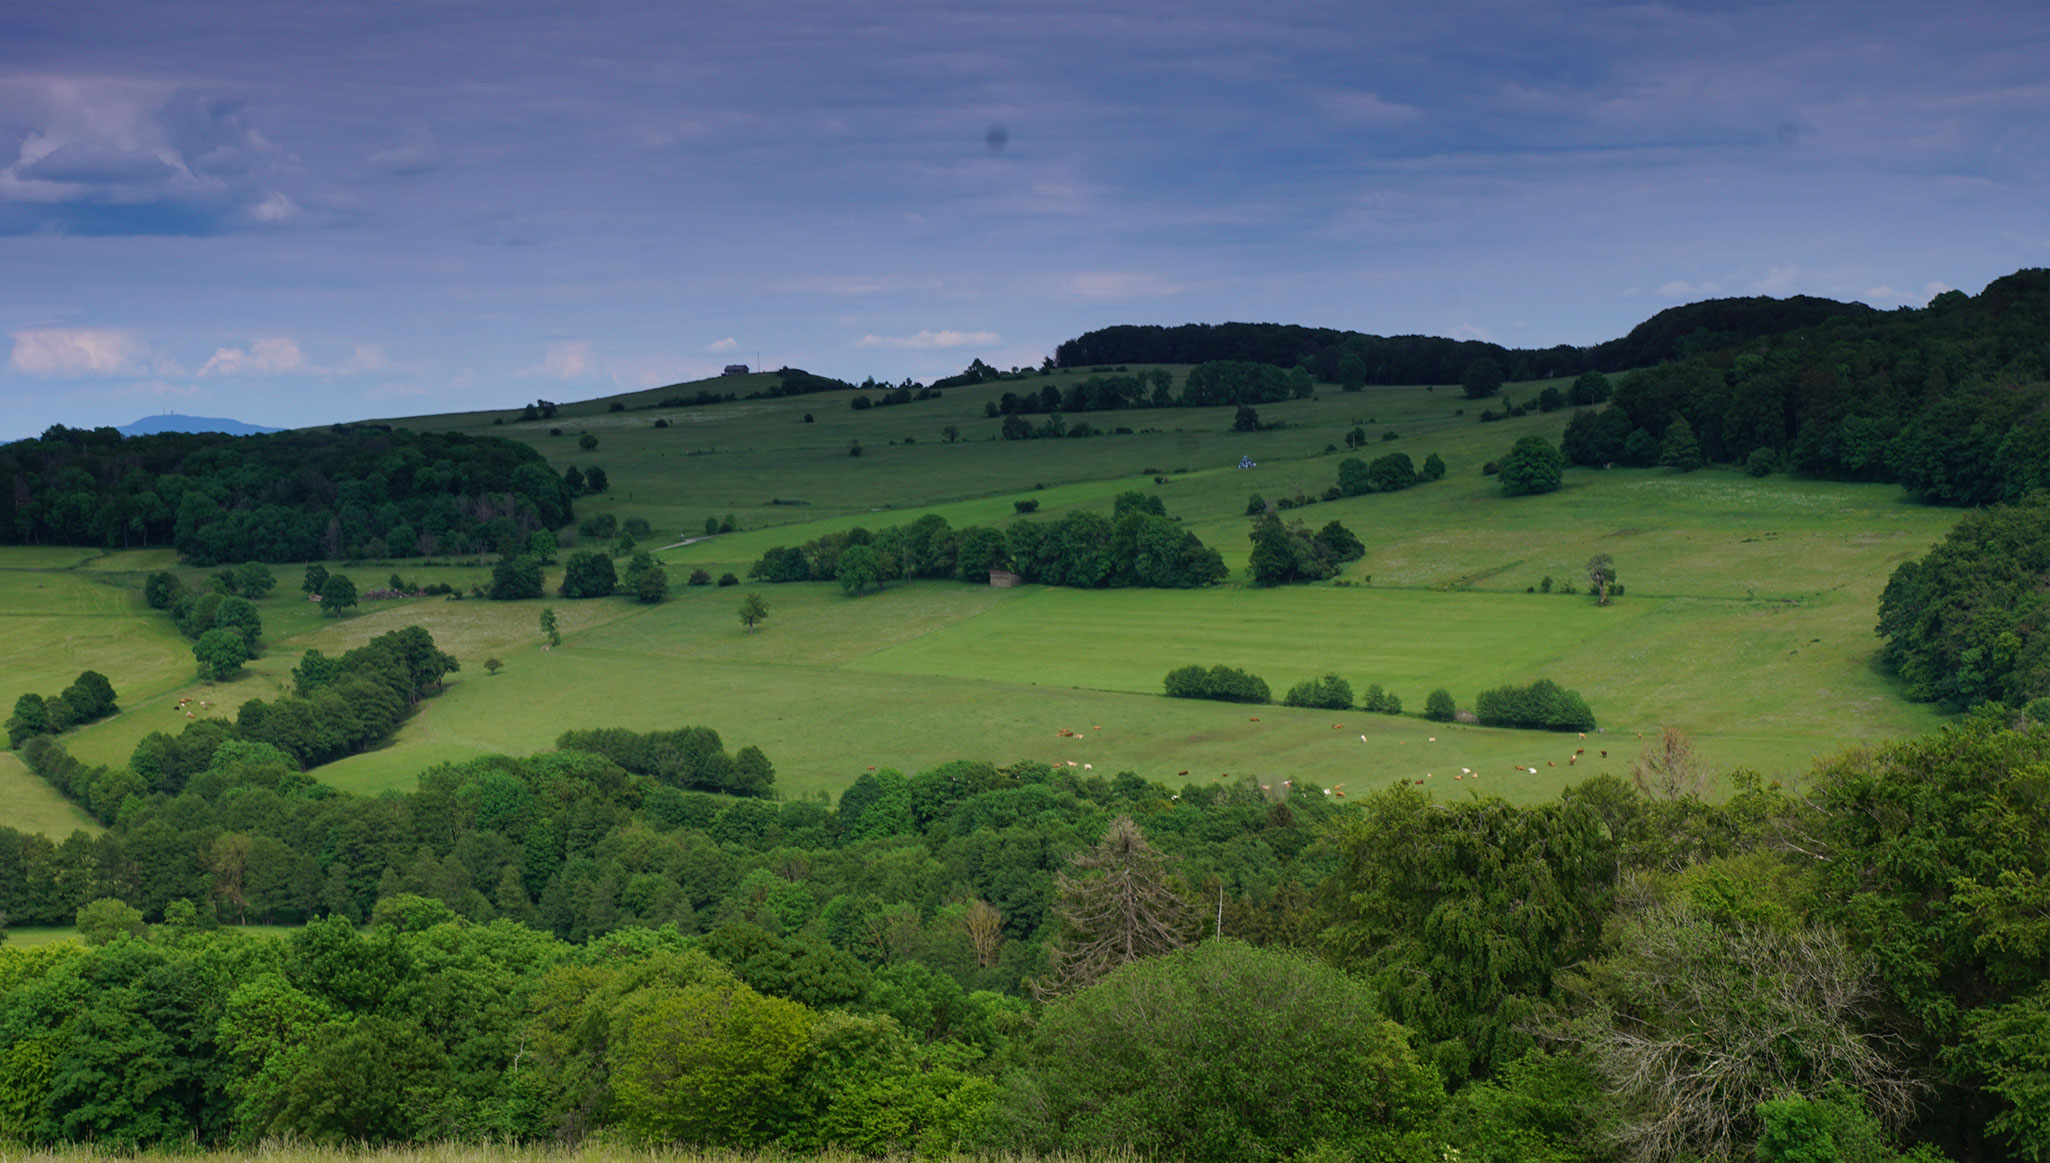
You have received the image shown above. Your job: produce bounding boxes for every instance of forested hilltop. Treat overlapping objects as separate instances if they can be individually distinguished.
[0,425,574,564]
[1057,293,1886,382]
[1,703,2047,1160]
[1066,269,2049,505]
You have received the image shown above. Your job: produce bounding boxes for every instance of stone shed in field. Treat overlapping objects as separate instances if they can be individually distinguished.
[988,569,1021,588]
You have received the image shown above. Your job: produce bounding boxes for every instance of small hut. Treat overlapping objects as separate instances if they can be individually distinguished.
[988,569,1022,588]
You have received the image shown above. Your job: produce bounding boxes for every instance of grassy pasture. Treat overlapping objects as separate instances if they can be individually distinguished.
[0,371,1964,831]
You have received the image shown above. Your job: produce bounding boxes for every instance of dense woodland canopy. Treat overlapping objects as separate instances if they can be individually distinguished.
[1879,495,2050,709]
[0,710,2043,1159]
[1,425,575,564]
[1558,271,2049,502]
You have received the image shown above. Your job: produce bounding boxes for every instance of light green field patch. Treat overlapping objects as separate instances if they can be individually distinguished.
[0,753,102,837]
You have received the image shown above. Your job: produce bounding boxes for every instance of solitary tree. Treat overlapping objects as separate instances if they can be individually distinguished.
[194,628,248,681]
[1036,815,1192,998]
[540,606,560,647]
[738,592,769,634]
[1232,405,1261,432]
[483,657,504,676]
[302,563,329,596]
[578,432,599,451]
[1631,726,1705,800]
[1462,357,1505,399]
[319,574,358,617]
[1424,688,1457,722]
[1499,436,1566,497]
[1586,553,1617,606]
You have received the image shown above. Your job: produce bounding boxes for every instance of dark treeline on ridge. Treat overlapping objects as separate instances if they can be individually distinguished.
[1,424,576,564]
[1562,270,2048,504]
[0,712,2043,1160]
[1054,292,1885,383]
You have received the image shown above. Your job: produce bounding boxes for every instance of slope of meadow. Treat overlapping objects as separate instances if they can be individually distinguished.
[2,369,1959,830]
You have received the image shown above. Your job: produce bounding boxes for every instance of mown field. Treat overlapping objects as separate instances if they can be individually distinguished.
[1,368,1959,830]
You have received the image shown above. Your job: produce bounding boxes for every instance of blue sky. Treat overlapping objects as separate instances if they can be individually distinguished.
[1,0,2044,437]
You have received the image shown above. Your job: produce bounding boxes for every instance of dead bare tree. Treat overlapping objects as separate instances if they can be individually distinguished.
[1632,727,1708,801]
[1588,553,1616,606]
[964,898,1005,969]
[1563,901,1920,1163]
[1034,815,1193,998]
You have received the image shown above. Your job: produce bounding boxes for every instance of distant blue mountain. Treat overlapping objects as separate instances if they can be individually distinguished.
[118,414,283,437]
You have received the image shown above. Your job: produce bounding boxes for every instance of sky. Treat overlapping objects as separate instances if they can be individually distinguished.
[0,0,2044,438]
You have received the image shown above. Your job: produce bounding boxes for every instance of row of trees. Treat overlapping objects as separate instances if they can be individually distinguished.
[553,726,776,797]
[1,713,2043,1157]
[2,425,577,564]
[4,671,117,749]
[1336,449,1446,496]
[1162,664,1272,703]
[1473,678,1598,731]
[751,497,1227,593]
[1248,514,1364,584]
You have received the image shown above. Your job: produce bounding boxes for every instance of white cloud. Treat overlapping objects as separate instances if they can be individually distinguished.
[1753,264,1799,294]
[607,354,720,388]
[366,125,440,177]
[1656,279,1722,300]
[249,191,300,223]
[706,337,738,353]
[1321,89,1424,125]
[519,340,596,379]
[339,344,389,372]
[856,329,1000,350]
[1064,271,1181,299]
[1923,280,1954,298]
[199,337,309,376]
[8,328,150,375]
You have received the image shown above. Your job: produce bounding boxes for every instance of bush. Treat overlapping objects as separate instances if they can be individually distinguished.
[1367,452,1416,492]
[688,568,712,586]
[559,551,617,598]
[1163,664,1271,704]
[1425,688,1456,722]
[717,573,739,587]
[1284,673,1354,710]
[1498,436,1565,497]
[848,440,863,457]
[144,570,183,610]
[1746,446,1779,476]
[1011,941,1444,1162]
[1420,452,1446,481]
[1474,679,1595,731]
[1361,683,1403,714]
[1014,499,1040,514]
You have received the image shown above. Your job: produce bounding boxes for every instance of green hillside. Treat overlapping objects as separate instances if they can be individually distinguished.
[7,366,1958,817]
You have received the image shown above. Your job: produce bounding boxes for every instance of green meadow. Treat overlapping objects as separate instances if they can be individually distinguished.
[1,370,1961,830]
